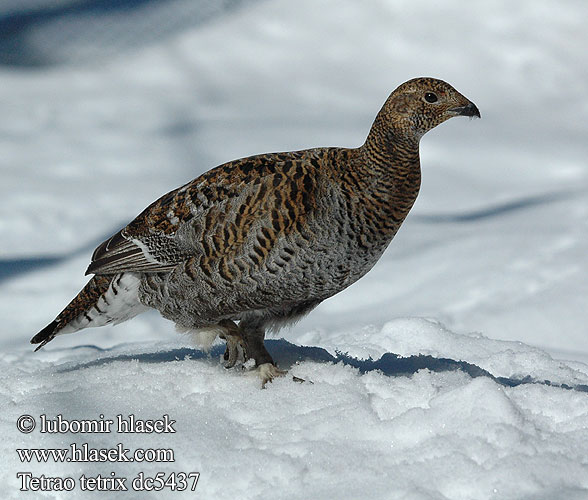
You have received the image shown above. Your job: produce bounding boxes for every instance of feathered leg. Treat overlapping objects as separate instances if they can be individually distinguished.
[217,320,247,368]
[239,320,286,387]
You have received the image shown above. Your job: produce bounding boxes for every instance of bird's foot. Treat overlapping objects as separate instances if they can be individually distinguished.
[218,320,248,368]
[251,363,287,388]
[221,334,247,368]
[242,362,311,386]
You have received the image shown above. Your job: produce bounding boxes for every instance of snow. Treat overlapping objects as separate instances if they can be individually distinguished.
[1,0,588,498]
[3,332,588,499]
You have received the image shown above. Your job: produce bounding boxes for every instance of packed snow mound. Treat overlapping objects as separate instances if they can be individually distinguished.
[298,317,588,388]
[2,319,588,500]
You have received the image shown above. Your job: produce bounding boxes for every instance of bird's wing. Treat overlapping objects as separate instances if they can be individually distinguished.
[86,227,184,275]
[86,150,324,276]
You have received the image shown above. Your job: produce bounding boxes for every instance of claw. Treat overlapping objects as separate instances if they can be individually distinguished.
[222,335,247,368]
[218,320,248,368]
[254,363,287,388]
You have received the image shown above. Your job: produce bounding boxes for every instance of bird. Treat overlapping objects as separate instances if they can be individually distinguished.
[31,77,480,385]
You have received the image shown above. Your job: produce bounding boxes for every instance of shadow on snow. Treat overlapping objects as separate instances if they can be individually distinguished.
[0,0,257,67]
[0,223,126,283]
[414,191,572,224]
[54,338,588,393]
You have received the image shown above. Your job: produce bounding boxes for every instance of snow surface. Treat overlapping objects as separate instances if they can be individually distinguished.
[1,0,588,498]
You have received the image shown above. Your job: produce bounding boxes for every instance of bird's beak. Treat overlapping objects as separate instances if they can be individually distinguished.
[449,101,481,118]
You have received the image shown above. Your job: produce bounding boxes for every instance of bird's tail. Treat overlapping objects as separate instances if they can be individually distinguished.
[31,273,148,351]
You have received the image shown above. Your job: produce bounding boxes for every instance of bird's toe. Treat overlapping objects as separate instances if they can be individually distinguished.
[222,335,247,369]
[253,363,287,388]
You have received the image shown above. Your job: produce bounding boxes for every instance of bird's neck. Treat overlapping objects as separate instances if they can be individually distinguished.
[353,116,422,223]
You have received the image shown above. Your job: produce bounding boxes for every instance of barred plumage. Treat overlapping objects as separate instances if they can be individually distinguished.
[31,77,480,384]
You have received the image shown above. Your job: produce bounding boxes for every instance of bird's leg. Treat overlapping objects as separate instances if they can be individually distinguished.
[239,322,286,387]
[218,320,247,368]
[240,326,273,366]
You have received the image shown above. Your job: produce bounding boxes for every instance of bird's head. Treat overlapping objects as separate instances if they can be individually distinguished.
[382,77,480,140]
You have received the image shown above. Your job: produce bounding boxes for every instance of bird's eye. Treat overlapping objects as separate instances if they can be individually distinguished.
[424,92,438,103]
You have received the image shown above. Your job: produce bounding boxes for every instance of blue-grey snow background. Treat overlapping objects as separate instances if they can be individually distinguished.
[2,0,588,499]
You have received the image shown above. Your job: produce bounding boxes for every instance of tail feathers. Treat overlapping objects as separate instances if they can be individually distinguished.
[31,320,60,352]
[31,273,147,352]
